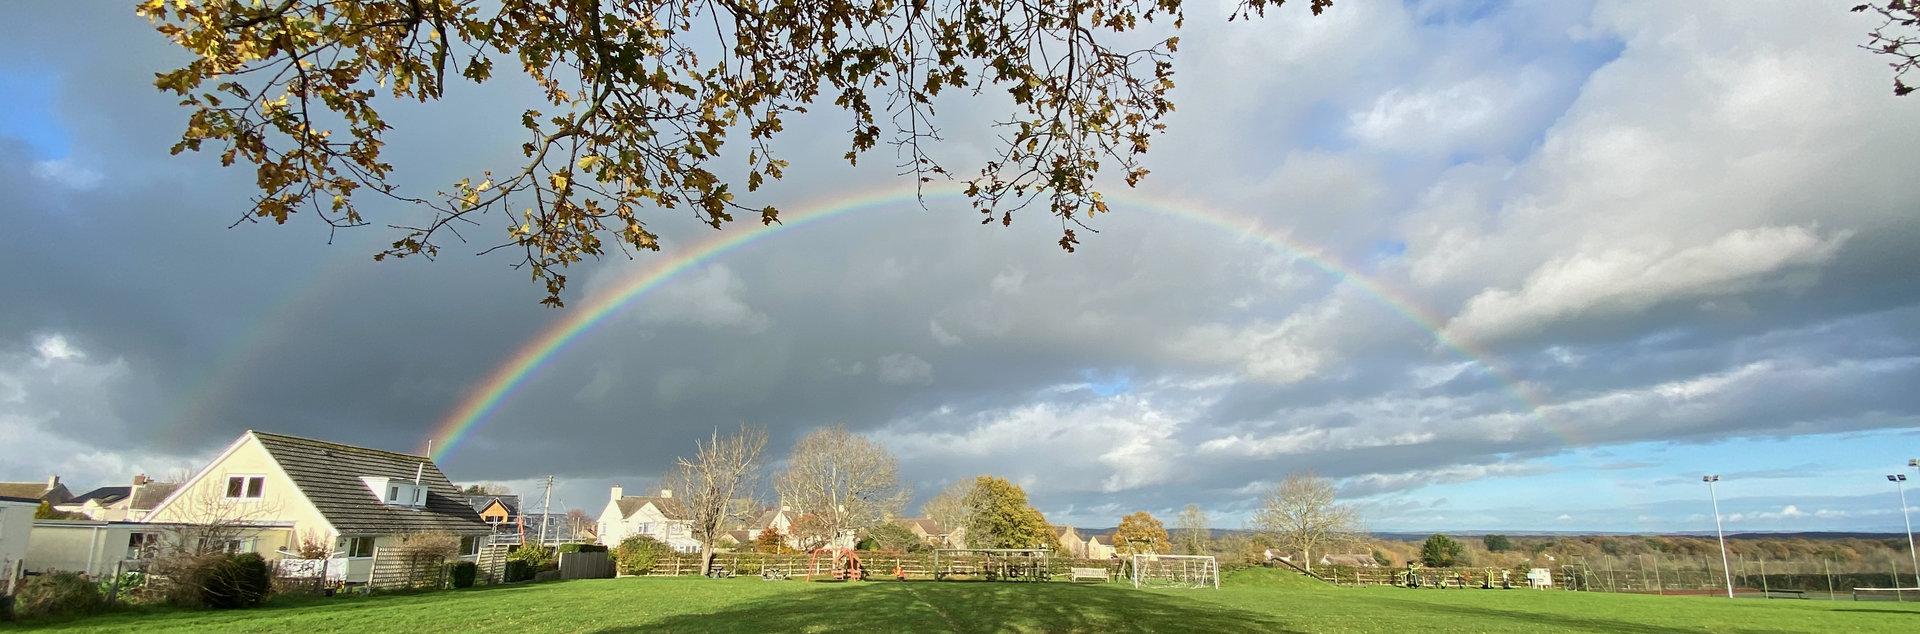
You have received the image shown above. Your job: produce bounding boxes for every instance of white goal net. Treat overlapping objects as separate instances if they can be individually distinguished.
[1129,554,1219,589]
[1852,587,1920,601]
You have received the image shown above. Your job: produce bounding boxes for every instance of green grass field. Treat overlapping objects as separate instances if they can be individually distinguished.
[10,568,1918,633]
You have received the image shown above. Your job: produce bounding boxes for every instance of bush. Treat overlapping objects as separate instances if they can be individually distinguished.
[508,544,557,571]
[503,560,535,582]
[450,561,478,588]
[557,543,608,554]
[614,535,672,575]
[203,553,272,609]
[15,571,104,618]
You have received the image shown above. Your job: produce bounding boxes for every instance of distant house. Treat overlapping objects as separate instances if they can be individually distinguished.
[1052,525,1087,558]
[0,476,73,506]
[895,518,960,549]
[747,506,797,545]
[0,495,36,591]
[55,475,179,522]
[470,495,521,527]
[1319,553,1380,568]
[1084,533,1116,560]
[142,431,493,583]
[596,486,699,553]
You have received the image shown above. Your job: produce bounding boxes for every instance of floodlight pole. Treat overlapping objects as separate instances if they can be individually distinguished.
[1704,475,1734,599]
[1892,473,1917,589]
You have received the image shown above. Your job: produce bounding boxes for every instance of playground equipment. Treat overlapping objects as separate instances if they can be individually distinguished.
[932,549,1052,582]
[807,547,865,581]
[1128,554,1219,589]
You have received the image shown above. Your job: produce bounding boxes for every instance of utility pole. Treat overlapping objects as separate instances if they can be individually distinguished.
[1704,475,1734,599]
[539,475,555,546]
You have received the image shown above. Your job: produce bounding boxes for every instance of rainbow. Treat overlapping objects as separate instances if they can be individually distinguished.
[425,183,1548,461]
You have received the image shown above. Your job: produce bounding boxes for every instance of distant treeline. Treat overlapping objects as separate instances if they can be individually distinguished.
[1192,531,1915,576]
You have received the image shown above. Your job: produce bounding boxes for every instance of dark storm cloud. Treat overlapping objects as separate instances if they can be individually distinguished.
[3,1,1918,532]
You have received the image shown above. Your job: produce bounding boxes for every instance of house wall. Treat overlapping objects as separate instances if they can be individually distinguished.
[0,502,34,584]
[145,435,335,551]
[25,521,294,577]
[597,501,699,552]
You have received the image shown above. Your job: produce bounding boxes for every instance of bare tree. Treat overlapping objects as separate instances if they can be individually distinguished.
[774,425,908,548]
[564,508,596,543]
[668,425,768,571]
[1176,504,1211,555]
[1251,473,1360,574]
[152,487,283,557]
[921,479,977,543]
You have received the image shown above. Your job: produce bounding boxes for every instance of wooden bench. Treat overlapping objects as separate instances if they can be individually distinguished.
[1070,567,1110,582]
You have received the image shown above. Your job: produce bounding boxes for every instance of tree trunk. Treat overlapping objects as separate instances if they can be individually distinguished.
[701,541,714,576]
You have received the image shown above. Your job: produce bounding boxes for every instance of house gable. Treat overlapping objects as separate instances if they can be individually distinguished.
[144,432,336,539]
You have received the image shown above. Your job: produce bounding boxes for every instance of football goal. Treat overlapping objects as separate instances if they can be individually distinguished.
[1851,587,1920,601]
[1129,554,1219,589]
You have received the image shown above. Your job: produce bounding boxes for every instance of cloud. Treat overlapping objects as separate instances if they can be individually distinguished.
[31,157,103,189]
[629,264,770,333]
[876,353,933,386]
[1445,226,1848,344]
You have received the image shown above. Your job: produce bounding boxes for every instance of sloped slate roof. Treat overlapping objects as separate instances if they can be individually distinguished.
[128,483,180,511]
[613,496,687,520]
[69,486,132,505]
[469,495,521,515]
[0,482,71,503]
[896,518,945,535]
[251,431,491,535]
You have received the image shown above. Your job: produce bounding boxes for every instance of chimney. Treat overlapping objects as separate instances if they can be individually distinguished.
[131,474,150,486]
[658,488,672,499]
[780,505,791,513]
[46,474,58,490]
[610,485,624,501]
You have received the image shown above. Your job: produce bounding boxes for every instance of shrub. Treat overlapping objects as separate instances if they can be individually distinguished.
[508,544,557,571]
[503,559,534,582]
[15,571,104,618]
[449,561,478,588]
[203,553,272,609]
[614,535,672,575]
[557,543,607,554]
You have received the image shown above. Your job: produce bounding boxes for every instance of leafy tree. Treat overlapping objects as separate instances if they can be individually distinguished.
[1421,534,1464,568]
[858,521,927,553]
[1482,534,1513,553]
[1113,511,1171,555]
[962,476,1053,549]
[790,513,836,551]
[774,425,908,548]
[1175,504,1210,555]
[1855,2,1920,96]
[1251,473,1359,573]
[753,526,789,554]
[134,0,1329,305]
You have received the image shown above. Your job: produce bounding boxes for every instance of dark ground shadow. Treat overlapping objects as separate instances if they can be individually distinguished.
[1370,596,1725,634]
[610,581,1299,633]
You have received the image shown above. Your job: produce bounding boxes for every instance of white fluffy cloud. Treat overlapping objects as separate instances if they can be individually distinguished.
[876,353,934,386]
[629,264,770,333]
[1445,226,1848,343]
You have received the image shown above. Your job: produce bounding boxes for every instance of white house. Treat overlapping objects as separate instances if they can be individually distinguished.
[0,495,37,592]
[55,475,180,522]
[142,430,493,583]
[596,486,699,553]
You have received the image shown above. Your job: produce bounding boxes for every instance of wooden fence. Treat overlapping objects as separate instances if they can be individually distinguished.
[367,547,447,590]
[558,552,615,579]
[631,553,1128,580]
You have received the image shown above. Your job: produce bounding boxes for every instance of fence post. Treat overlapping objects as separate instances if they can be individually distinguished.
[1758,557,1769,596]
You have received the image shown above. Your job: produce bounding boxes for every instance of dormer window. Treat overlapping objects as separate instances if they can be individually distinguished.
[360,476,428,508]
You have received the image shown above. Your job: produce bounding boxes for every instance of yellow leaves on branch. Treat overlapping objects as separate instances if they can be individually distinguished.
[138,0,1296,305]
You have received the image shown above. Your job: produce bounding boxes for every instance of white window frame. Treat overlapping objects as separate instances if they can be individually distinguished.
[343,536,376,558]
[224,474,266,500]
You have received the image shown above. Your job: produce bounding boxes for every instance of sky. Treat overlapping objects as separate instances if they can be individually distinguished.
[2,1,1917,533]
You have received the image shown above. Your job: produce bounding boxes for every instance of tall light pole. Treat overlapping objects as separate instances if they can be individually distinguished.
[1891,473,1917,589]
[1704,475,1735,598]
